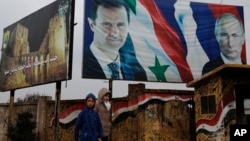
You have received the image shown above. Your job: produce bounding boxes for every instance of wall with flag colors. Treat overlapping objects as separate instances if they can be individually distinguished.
[82,0,245,83]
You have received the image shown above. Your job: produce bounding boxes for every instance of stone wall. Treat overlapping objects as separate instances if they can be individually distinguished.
[0,84,195,141]
[0,102,37,141]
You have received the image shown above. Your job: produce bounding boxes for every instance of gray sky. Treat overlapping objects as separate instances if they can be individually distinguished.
[0,0,249,103]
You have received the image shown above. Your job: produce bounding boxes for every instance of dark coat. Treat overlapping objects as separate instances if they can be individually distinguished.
[74,106,103,141]
[202,56,224,75]
[202,55,246,75]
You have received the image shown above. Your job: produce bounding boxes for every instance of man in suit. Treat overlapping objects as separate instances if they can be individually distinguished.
[202,13,245,75]
[82,0,147,80]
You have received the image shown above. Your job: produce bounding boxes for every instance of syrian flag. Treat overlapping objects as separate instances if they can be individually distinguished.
[196,87,236,133]
[112,93,192,121]
[49,103,84,126]
[83,0,245,82]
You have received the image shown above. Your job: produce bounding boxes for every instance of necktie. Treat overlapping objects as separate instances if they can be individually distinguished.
[108,62,120,79]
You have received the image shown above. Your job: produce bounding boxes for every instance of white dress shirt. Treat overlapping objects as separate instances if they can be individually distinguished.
[90,43,122,79]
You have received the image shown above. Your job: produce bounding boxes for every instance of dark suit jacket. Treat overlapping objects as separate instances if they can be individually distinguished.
[202,55,246,75]
[202,56,224,75]
[82,46,147,81]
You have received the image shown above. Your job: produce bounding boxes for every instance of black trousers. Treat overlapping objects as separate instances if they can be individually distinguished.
[102,136,109,141]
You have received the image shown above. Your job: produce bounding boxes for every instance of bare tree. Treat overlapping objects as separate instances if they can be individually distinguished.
[16,92,44,103]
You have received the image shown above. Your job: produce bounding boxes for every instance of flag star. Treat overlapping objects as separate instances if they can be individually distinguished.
[126,0,137,14]
[148,56,169,82]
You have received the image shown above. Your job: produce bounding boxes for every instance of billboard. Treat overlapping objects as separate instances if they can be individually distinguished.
[82,0,245,83]
[0,0,74,91]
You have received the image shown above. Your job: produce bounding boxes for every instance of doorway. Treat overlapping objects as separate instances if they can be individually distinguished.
[235,84,250,125]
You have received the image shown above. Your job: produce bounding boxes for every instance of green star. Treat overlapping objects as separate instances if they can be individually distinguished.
[148,56,169,81]
[126,0,137,14]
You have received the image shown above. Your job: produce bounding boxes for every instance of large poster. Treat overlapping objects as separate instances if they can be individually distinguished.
[82,0,245,83]
[0,0,74,91]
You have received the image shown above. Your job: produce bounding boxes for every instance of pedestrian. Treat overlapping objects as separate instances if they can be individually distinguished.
[74,93,103,141]
[95,87,112,141]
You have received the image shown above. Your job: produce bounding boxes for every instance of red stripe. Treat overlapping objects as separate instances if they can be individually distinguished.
[139,0,194,82]
[196,88,235,127]
[59,103,85,119]
[208,4,243,20]
[196,101,223,127]
[222,87,235,106]
[112,93,192,114]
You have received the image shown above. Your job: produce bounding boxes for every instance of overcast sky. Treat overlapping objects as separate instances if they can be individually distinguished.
[0,0,249,103]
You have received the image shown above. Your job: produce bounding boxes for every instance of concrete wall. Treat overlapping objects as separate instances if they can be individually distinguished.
[0,85,195,141]
[0,102,38,141]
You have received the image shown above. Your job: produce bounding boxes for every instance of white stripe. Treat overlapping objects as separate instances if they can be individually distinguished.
[59,110,81,124]
[174,0,209,78]
[196,101,236,132]
[112,95,190,121]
